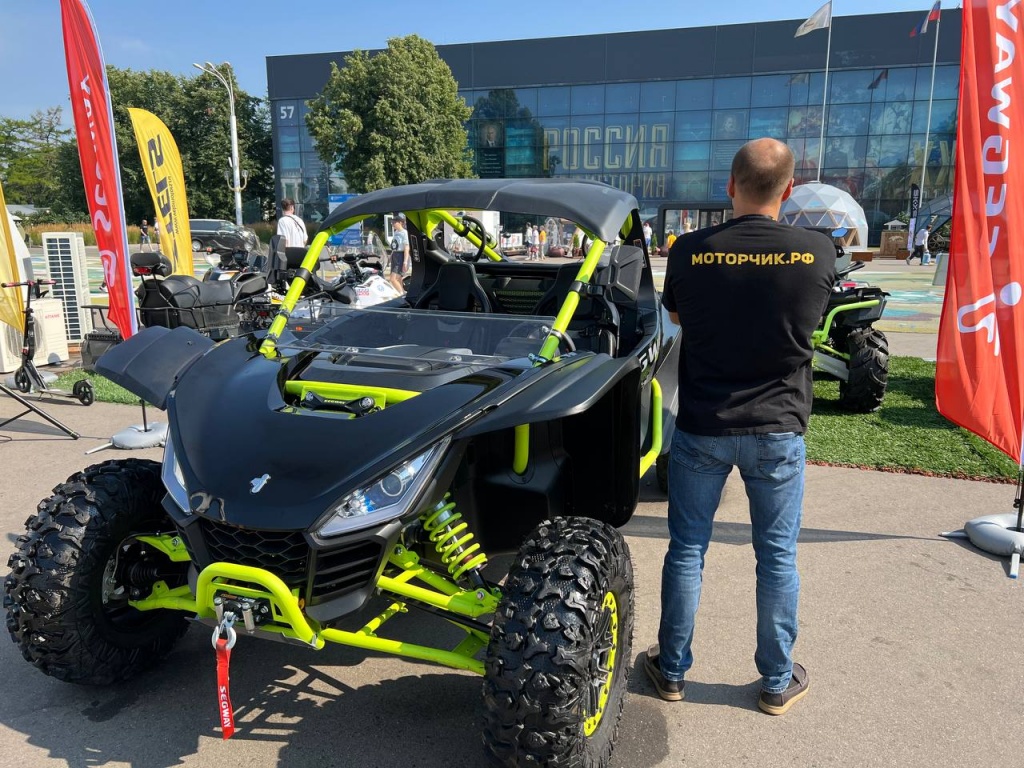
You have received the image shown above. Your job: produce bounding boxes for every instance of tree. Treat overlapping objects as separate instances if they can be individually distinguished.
[104,66,274,223]
[306,35,474,192]
[0,109,70,206]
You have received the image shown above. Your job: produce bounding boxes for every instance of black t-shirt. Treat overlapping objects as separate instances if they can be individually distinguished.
[662,215,836,436]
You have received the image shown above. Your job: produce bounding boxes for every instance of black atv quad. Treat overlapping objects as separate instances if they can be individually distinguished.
[4,179,678,767]
[810,228,890,412]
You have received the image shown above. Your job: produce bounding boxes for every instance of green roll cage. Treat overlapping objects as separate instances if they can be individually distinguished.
[256,206,662,479]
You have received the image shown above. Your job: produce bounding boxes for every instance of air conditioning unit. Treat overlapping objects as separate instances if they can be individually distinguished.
[0,298,69,373]
[42,232,94,342]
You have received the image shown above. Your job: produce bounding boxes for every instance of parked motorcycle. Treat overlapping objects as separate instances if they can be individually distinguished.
[131,252,267,340]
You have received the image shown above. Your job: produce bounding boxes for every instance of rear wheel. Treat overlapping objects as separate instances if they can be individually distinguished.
[73,379,94,406]
[838,327,889,413]
[483,516,634,767]
[13,367,31,393]
[4,459,190,684]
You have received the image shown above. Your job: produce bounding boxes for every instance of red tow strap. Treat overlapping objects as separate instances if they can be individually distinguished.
[215,637,236,739]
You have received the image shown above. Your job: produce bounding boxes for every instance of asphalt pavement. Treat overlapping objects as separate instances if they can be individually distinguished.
[0,397,1021,768]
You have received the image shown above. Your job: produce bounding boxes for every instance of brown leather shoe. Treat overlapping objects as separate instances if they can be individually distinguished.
[758,663,809,715]
[642,645,685,702]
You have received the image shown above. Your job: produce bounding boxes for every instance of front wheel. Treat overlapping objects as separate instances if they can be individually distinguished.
[13,367,31,393]
[838,327,889,413]
[483,517,634,767]
[4,459,191,685]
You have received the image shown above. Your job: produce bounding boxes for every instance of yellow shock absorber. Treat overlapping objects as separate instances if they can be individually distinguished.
[421,496,488,586]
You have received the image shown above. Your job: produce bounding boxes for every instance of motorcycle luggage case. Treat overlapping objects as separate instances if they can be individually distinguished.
[81,329,123,372]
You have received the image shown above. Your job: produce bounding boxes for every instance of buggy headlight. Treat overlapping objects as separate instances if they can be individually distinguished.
[161,439,190,514]
[318,437,450,538]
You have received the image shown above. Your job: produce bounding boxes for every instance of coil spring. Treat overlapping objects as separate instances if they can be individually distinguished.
[421,496,488,583]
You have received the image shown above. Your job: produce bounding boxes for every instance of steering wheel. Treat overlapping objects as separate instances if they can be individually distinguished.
[455,214,490,262]
[509,321,577,355]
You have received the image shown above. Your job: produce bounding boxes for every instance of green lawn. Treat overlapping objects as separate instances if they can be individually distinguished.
[56,357,1019,482]
[54,370,141,405]
[807,356,1020,481]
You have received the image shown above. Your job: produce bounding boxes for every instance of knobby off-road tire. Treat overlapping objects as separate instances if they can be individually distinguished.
[483,516,634,767]
[838,327,889,413]
[4,459,190,685]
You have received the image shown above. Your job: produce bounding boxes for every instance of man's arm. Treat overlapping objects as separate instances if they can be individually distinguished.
[668,311,679,325]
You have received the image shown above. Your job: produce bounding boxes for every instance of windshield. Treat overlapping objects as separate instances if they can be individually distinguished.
[280,305,556,364]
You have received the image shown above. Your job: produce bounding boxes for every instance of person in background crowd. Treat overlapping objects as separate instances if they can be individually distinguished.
[388,213,410,294]
[643,220,653,250]
[666,230,677,250]
[907,224,930,265]
[139,219,151,251]
[276,198,308,248]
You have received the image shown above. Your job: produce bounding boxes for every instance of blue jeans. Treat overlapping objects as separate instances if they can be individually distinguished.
[658,429,805,694]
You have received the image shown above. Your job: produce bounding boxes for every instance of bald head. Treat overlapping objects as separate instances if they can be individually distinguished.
[730,139,795,206]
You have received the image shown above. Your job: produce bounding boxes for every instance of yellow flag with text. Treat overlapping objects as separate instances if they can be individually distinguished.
[128,108,193,276]
[0,180,25,331]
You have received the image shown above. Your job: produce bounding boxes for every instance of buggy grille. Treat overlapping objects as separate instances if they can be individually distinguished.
[195,519,384,603]
[197,519,309,588]
[311,540,384,601]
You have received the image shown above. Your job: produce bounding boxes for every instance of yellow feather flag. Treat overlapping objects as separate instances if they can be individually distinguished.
[128,108,194,276]
[0,180,26,332]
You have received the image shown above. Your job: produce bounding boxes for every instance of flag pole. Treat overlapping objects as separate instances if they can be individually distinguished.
[918,8,941,196]
[816,1,833,182]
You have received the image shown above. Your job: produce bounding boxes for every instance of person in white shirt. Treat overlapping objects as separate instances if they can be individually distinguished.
[276,198,308,248]
[907,224,930,265]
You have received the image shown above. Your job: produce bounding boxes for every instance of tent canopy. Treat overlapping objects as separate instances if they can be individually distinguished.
[780,182,869,247]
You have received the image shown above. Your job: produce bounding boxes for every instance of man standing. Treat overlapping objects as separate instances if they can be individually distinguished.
[643,220,653,250]
[908,224,930,265]
[276,198,308,248]
[644,138,835,716]
[389,213,410,294]
[139,219,151,251]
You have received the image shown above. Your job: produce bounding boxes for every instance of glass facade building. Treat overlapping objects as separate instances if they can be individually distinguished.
[267,9,961,245]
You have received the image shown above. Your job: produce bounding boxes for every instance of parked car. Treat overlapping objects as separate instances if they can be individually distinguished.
[188,218,260,256]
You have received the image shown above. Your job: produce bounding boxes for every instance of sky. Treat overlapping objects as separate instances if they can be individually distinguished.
[1,0,954,120]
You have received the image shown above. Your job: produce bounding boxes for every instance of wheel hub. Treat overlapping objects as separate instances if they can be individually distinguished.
[582,590,619,737]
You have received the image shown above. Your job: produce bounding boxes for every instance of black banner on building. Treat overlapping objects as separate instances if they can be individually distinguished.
[907,182,921,251]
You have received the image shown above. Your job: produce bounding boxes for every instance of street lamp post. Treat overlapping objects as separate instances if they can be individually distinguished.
[193,61,246,226]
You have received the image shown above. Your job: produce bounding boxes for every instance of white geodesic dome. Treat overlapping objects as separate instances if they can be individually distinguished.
[779,182,869,247]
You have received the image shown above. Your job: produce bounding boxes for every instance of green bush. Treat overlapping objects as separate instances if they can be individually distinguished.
[249,221,275,244]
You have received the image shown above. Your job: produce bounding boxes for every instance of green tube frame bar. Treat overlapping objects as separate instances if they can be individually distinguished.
[638,379,663,477]
[810,299,882,350]
[130,548,499,675]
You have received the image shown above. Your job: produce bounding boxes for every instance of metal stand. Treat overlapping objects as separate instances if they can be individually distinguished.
[0,383,79,439]
[1012,466,1023,579]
